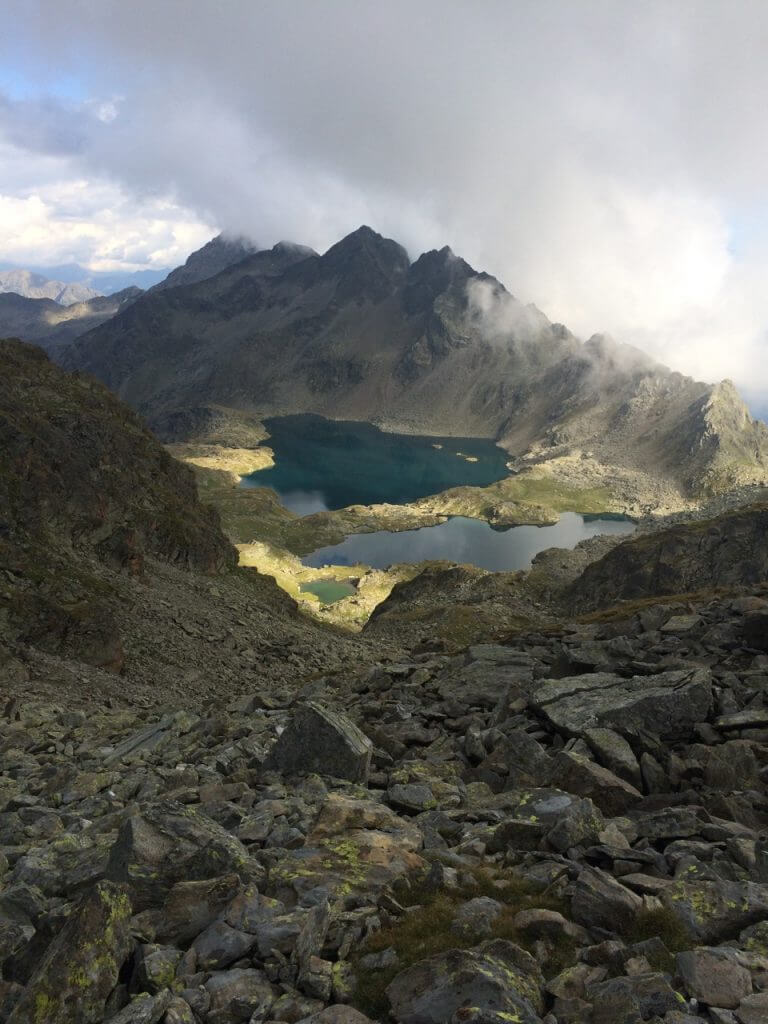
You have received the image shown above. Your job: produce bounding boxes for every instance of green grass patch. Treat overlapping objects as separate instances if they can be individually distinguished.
[621,907,693,959]
[351,867,572,1021]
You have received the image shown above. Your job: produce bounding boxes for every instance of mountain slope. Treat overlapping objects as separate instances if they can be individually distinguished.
[61,226,768,499]
[0,338,381,696]
[0,269,101,304]
[0,287,142,352]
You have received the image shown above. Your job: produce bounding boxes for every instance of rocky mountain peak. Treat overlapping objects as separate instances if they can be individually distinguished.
[402,245,478,315]
[314,225,410,301]
[152,233,260,292]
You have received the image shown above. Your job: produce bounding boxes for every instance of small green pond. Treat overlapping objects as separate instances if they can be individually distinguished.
[299,580,358,604]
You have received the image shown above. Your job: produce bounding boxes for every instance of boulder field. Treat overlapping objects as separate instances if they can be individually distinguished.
[2,587,768,1023]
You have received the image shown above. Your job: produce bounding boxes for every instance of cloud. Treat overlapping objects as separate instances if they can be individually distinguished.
[3,1,768,395]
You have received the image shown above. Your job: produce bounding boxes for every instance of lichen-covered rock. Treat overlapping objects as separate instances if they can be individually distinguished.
[662,879,768,942]
[385,939,545,1024]
[268,792,424,908]
[103,990,173,1023]
[7,880,132,1024]
[105,801,256,910]
[265,702,373,783]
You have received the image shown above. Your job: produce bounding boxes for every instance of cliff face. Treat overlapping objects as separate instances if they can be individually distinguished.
[60,226,768,499]
[566,502,768,612]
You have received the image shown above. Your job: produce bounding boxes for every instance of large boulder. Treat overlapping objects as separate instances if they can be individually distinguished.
[267,793,424,908]
[7,881,132,1024]
[676,948,752,1009]
[549,750,643,816]
[662,879,768,943]
[570,867,643,933]
[386,939,544,1024]
[530,669,712,739]
[265,703,373,783]
[105,801,256,910]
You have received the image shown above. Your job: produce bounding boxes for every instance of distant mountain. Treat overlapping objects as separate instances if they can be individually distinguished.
[0,262,169,295]
[150,233,263,291]
[0,288,143,352]
[0,269,101,305]
[60,225,768,499]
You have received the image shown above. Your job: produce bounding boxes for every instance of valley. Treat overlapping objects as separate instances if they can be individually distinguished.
[3,231,768,1024]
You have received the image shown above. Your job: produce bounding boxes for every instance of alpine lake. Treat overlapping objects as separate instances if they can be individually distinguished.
[240,415,635,604]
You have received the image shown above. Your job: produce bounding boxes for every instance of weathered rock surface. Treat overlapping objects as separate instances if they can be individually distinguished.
[265,703,373,783]
[386,939,545,1024]
[7,881,132,1023]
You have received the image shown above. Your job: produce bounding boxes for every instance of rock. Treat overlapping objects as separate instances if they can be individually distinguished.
[103,991,173,1023]
[451,897,503,939]
[513,909,590,944]
[736,991,768,1024]
[297,1007,376,1024]
[583,728,642,788]
[205,967,277,1018]
[268,793,424,908]
[662,879,768,942]
[162,997,197,1024]
[531,669,712,739]
[570,866,642,932]
[106,801,255,910]
[387,784,437,814]
[7,881,132,1024]
[741,612,768,651]
[487,818,545,852]
[550,750,643,815]
[265,702,373,783]
[156,873,241,944]
[190,919,258,969]
[676,948,752,1010]
[132,943,182,994]
[386,939,544,1024]
[661,614,702,633]
[588,974,680,1023]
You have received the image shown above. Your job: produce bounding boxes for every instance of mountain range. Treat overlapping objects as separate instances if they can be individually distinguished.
[0,260,168,294]
[59,225,768,500]
[0,268,101,305]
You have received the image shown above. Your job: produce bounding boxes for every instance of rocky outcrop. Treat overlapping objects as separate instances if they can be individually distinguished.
[567,502,768,611]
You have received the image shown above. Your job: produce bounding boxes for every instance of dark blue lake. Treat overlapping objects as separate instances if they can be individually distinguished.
[302,512,636,572]
[241,414,510,514]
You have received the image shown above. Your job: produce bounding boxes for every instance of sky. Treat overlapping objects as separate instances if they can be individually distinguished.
[4,1,768,401]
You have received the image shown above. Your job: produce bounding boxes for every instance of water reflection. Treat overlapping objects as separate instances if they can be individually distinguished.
[302,512,636,572]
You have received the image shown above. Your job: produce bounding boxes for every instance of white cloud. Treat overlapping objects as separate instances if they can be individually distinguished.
[2,0,768,397]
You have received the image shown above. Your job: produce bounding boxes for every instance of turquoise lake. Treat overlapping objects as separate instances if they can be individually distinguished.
[241,414,510,514]
[242,415,635,571]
